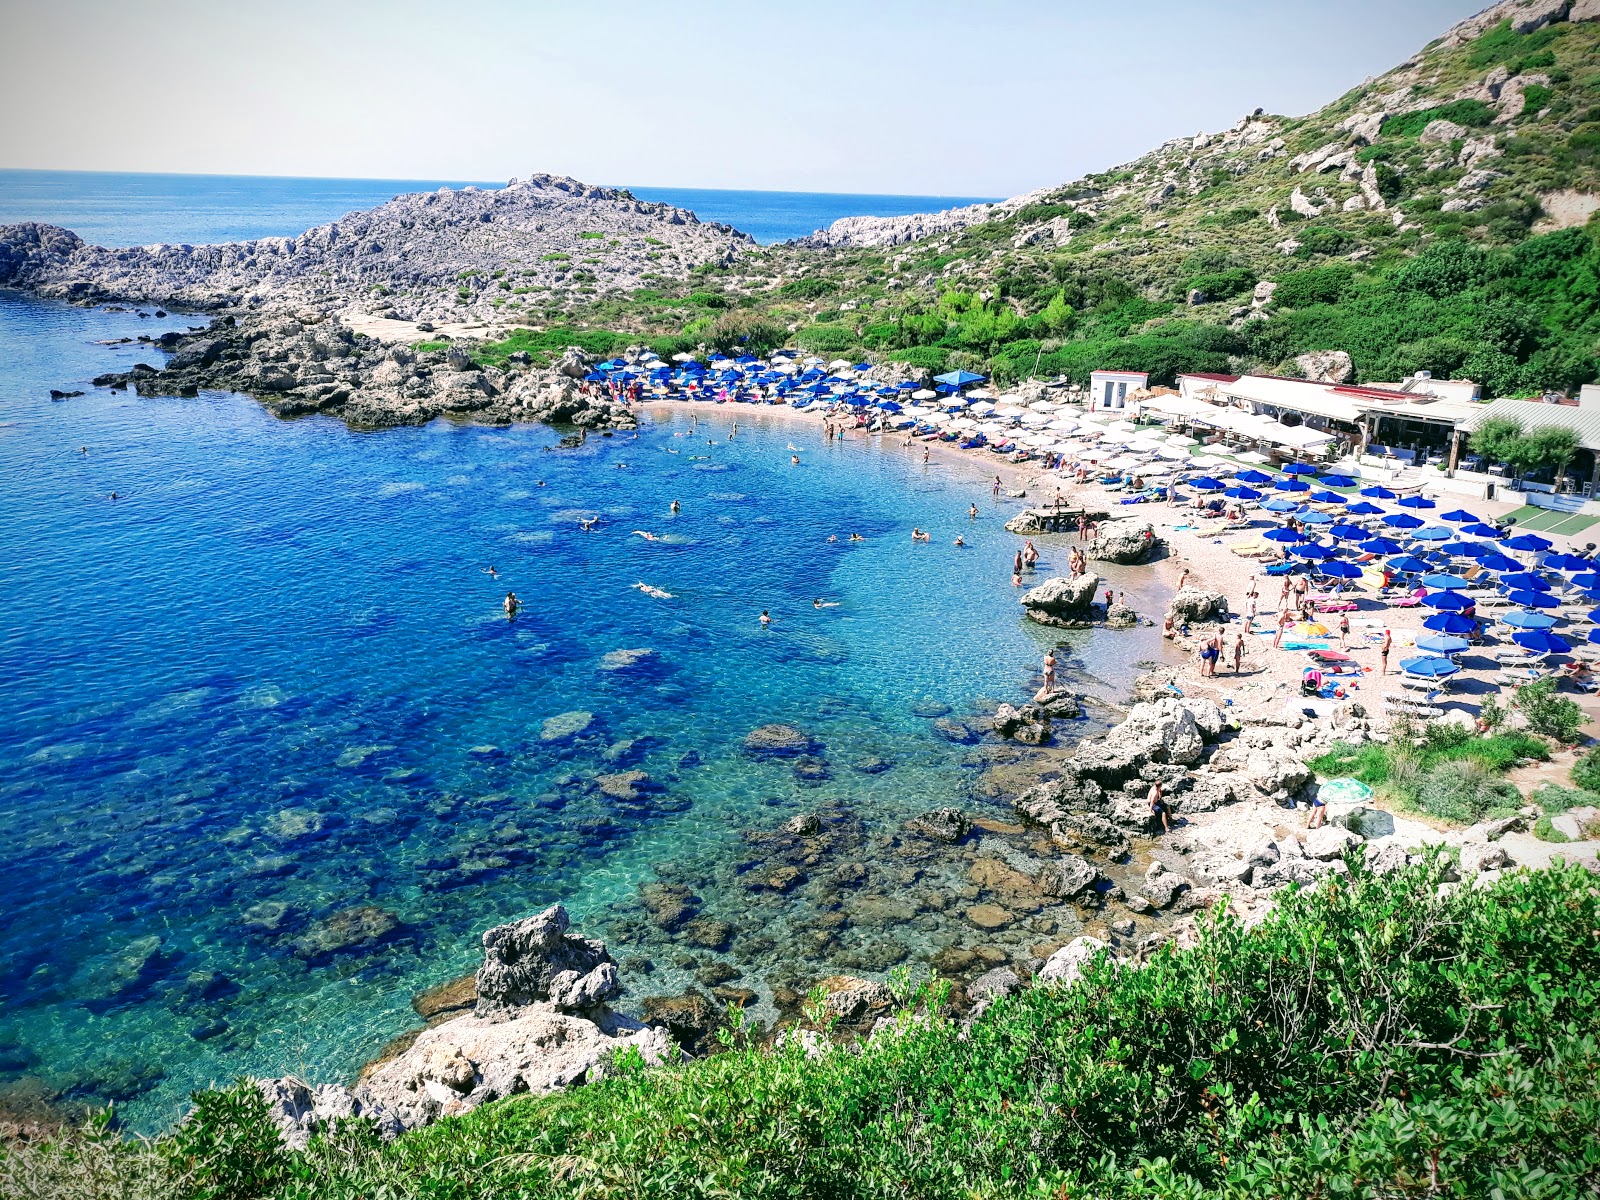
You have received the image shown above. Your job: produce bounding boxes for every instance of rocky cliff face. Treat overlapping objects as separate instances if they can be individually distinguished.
[0,174,752,321]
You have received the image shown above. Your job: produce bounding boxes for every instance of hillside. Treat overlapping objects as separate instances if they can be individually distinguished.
[545,0,1600,397]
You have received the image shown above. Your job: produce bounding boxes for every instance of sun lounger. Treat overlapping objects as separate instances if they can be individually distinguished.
[1387,595,1422,608]
[1314,600,1359,613]
[1398,673,1451,692]
[1384,693,1444,718]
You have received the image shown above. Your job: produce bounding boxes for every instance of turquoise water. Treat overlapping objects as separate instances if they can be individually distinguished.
[0,170,995,247]
[0,291,1169,1129]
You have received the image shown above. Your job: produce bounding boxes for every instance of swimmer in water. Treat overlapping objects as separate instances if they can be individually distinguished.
[579,517,599,531]
[537,481,546,487]
[791,455,800,465]
[503,592,521,618]
[968,504,978,519]
[670,500,680,514]
[109,492,118,500]
[632,530,661,541]
[813,598,841,608]
[911,528,930,542]
[484,566,500,579]
[634,582,673,599]
[827,535,838,543]
[759,610,771,626]
[953,536,966,547]
[849,533,865,542]
[79,446,87,455]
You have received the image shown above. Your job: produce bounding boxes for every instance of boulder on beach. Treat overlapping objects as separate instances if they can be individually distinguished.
[1021,573,1100,623]
[1166,587,1229,623]
[474,905,619,1019]
[1088,519,1163,565]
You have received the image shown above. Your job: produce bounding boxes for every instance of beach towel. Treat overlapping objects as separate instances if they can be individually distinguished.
[1281,639,1332,650]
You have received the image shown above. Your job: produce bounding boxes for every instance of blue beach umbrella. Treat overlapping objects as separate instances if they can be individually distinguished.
[1438,541,1483,556]
[1499,572,1552,592]
[1329,524,1368,541]
[1265,527,1308,543]
[1421,573,1470,589]
[1503,608,1559,629]
[1388,554,1432,573]
[1439,508,1481,522]
[1396,495,1437,509]
[1514,630,1572,655]
[1417,634,1471,654]
[1262,498,1303,513]
[1310,490,1348,504]
[1507,589,1559,609]
[1410,526,1452,541]
[1544,553,1591,572]
[1300,510,1335,525]
[1384,512,1425,529]
[1294,543,1337,560]
[1476,552,1521,572]
[1275,478,1311,492]
[1570,572,1600,591]
[1225,485,1263,500]
[1361,485,1398,499]
[933,369,986,388]
[1346,500,1385,515]
[1426,591,1474,611]
[1504,534,1554,552]
[1321,561,1364,579]
[1461,523,1504,539]
[1360,538,1404,555]
[1424,612,1477,634]
[1319,475,1357,487]
[1588,606,1600,623]
[1400,655,1460,678]
[1235,469,1274,485]
[1190,476,1225,491]
[1283,463,1320,475]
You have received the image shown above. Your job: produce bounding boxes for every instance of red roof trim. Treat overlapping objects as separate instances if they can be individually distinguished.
[1180,372,1241,383]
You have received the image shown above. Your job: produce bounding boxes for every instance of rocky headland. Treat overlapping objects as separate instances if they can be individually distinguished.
[0,175,750,322]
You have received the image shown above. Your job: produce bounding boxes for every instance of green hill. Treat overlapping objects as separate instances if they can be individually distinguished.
[551,2,1600,396]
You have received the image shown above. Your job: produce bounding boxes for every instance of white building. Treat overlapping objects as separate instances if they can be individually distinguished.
[1089,369,1148,411]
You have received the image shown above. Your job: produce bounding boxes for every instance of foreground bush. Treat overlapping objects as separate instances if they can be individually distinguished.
[8,857,1599,1199]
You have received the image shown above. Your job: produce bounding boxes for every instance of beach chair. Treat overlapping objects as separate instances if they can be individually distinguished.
[1384,693,1444,719]
[1398,672,1451,693]
[1386,594,1423,608]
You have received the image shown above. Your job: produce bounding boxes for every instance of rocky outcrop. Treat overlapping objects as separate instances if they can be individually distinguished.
[1088,519,1163,565]
[85,313,638,432]
[1021,574,1100,626]
[1036,936,1108,987]
[1166,587,1229,623]
[475,905,619,1019]
[0,175,751,323]
[1294,350,1354,384]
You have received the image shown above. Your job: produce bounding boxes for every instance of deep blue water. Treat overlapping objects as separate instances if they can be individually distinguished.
[0,290,1171,1129]
[0,169,995,247]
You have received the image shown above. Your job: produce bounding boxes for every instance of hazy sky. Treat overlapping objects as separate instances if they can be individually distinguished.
[5,0,1479,197]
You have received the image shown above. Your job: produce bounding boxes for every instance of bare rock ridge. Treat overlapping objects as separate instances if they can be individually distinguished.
[0,174,752,321]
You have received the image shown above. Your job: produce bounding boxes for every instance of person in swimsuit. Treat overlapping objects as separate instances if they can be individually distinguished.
[1338,613,1351,649]
[759,610,771,626]
[792,455,800,465]
[953,536,966,547]
[912,528,930,542]
[1023,540,1038,568]
[1149,780,1170,834]
[1013,549,1024,575]
[923,448,930,465]
[670,500,680,514]
[485,566,499,579]
[813,598,840,608]
[1041,650,1057,693]
[1380,628,1392,675]
[1163,612,1176,639]
[1273,608,1292,650]
[503,592,521,619]
[849,533,865,542]
[968,504,978,519]
[1231,632,1245,674]
[1307,788,1327,829]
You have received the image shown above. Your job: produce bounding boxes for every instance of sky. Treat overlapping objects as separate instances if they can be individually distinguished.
[3,0,1482,198]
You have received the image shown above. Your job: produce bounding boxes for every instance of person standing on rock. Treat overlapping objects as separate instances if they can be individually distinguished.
[1041,650,1057,694]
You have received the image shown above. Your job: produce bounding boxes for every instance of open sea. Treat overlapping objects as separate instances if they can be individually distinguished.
[0,177,1159,1132]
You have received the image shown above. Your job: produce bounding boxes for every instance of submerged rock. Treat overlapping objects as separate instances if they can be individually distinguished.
[540,711,595,742]
[292,906,401,960]
[905,808,970,843]
[741,724,821,757]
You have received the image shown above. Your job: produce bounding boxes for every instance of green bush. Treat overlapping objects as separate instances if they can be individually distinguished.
[1186,267,1255,300]
[687,290,730,309]
[795,324,856,353]
[1515,677,1589,743]
[1272,264,1355,308]
[778,277,837,299]
[889,345,948,373]
[1571,744,1600,792]
[20,859,1600,1199]
[160,1080,289,1200]
[1381,99,1496,139]
[1534,814,1571,842]
[1413,758,1521,824]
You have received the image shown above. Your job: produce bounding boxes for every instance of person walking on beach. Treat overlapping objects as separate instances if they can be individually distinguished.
[1380,628,1392,675]
[1273,608,1292,650]
[1076,514,1088,541]
[1278,579,1291,609]
[1232,632,1245,675]
[1245,592,1258,624]
[993,475,1001,498]
[1338,613,1351,650]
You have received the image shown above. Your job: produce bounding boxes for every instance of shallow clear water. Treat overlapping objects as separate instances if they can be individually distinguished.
[0,170,995,247]
[0,292,1168,1129]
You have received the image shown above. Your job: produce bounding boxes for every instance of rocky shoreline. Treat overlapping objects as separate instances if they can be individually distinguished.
[86,311,638,431]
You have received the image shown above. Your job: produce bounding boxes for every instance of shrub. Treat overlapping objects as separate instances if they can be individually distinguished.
[1571,744,1600,792]
[795,324,856,353]
[1534,783,1600,815]
[778,277,837,299]
[159,1080,289,1199]
[889,345,948,373]
[1413,758,1521,824]
[1515,677,1589,743]
[1381,99,1495,139]
[686,290,730,309]
[1294,225,1356,258]
[1186,268,1255,300]
[1272,264,1355,308]
[1533,814,1571,842]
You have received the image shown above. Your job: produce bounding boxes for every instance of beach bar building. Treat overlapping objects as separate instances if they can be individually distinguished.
[1089,369,1148,411]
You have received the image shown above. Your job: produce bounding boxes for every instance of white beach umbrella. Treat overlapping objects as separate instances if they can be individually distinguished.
[1079,449,1113,463]
[1124,437,1163,453]
[1106,420,1139,434]
[1028,400,1056,412]
[1143,462,1177,475]
[1047,417,1080,431]
[1156,446,1191,460]
[1163,433,1198,447]
[1020,412,1051,427]
[969,401,996,415]
[1190,454,1229,469]
[1234,450,1271,464]
[912,389,937,400]
[979,421,1007,435]
[1105,455,1145,471]
[828,359,852,371]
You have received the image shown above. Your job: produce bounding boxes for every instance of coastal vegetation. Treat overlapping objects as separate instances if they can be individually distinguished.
[9,857,1598,1199]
